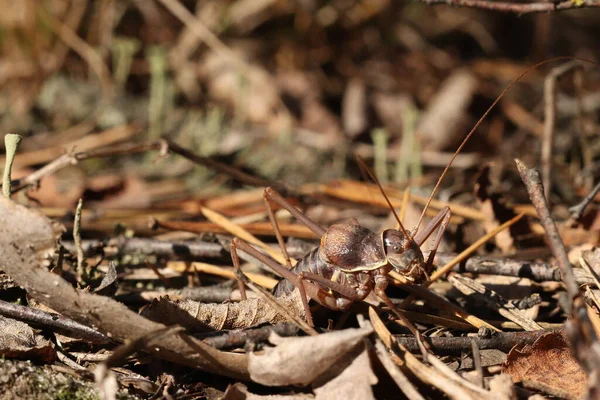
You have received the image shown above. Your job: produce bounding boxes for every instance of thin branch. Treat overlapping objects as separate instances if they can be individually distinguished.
[542,61,584,201]
[515,159,578,299]
[417,0,600,14]
[569,179,600,223]
[0,299,111,344]
[393,329,560,355]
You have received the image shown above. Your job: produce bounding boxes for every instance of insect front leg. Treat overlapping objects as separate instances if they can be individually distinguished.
[373,274,431,360]
[412,206,452,277]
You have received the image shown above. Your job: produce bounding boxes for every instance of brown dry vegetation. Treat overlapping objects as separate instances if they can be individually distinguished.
[1,1,600,399]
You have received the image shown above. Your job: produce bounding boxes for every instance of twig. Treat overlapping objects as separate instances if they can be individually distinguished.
[164,138,289,194]
[569,180,600,223]
[62,237,226,260]
[200,323,299,350]
[448,274,543,331]
[2,134,22,198]
[516,159,600,395]
[74,198,86,283]
[417,0,600,14]
[13,137,158,193]
[515,159,578,299]
[434,252,596,284]
[393,329,560,355]
[0,299,111,344]
[542,61,584,201]
[471,339,484,388]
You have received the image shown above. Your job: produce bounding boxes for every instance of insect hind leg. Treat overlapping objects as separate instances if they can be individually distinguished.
[230,237,335,326]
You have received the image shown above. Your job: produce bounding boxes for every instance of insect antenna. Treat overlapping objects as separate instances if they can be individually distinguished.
[413,56,599,235]
[357,156,411,240]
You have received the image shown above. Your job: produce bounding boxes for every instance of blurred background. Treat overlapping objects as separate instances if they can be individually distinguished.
[1,0,599,211]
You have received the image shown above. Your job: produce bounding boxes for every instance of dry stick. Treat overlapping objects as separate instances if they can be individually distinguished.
[448,274,543,331]
[470,339,484,389]
[62,237,226,260]
[433,252,596,284]
[201,323,299,350]
[542,61,584,201]
[165,139,289,194]
[393,329,561,355]
[515,159,578,298]
[515,159,600,393]
[368,307,489,399]
[0,299,111,344]
[373,339,426,400]
[13,137,157,193]
[73,198,86,283]
[569,180,600,223]
[2,134,22,198]
[417,0,600,13]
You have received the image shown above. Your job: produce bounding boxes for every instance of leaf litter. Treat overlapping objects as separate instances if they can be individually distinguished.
[1,2,600,399]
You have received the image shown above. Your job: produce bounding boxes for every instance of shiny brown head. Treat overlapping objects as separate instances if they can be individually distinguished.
[382,229,425,281]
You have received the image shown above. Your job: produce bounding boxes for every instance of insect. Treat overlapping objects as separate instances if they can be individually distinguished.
[229,57,594,353]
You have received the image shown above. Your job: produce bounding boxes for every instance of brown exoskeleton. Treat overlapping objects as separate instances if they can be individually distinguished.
[231,179,451,354]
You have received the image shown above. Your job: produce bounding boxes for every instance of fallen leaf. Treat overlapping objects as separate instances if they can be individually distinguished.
[0,316,56,363]
[248,326,373,387]
[313,342,377,400]
[223,383,314,400]
[504,332,587,398]
[417,69,477,151]
[141,292,305,332]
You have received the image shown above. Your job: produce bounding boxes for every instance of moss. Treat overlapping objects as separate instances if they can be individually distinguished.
[0,359,140,400]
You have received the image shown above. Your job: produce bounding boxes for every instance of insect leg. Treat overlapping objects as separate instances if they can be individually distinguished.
[413,206,451,246]
[264,187,326,237]
[425,207,452,279]
[299,271,358,300]
[263,189,294,270]
[231,237,338,325]
[374,275,430,360]
[230,238,247,301]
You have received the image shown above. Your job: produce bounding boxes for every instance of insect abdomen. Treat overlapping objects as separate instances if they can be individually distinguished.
[272,247,330,297]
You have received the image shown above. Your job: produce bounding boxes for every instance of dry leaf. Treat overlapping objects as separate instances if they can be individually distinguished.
[249,326,373,387]
[417,69,477,151]
[223,383,314,400]
[141,292,305,332]
[0,316,56,363]
[504,332,587,398]
[313,343,377,400]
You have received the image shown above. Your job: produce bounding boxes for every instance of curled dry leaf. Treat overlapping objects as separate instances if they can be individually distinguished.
[0,316,56,363]
[248,326,373,387]
[141,291,305,332]
[503,331,587,398]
